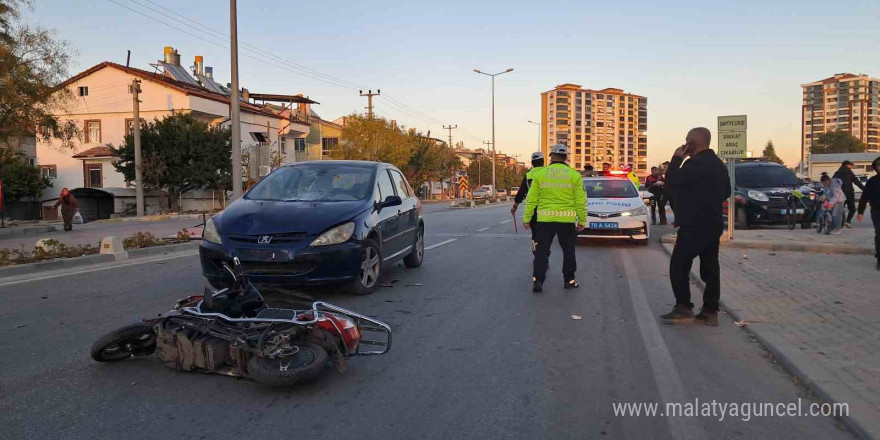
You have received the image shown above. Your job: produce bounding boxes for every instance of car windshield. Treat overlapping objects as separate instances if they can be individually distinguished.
[246,165,374,202]
[583,179,638,198]
[736,166,802,188]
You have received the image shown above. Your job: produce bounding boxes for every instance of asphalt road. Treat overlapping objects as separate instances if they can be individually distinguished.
[0,203,854,440]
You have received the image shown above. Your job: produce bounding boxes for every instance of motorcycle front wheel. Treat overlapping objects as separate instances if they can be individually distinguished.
[247,342,329,386]
[90,323,157,362]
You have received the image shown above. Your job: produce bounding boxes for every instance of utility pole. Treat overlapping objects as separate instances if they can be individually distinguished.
[482,141,493,188]
[359,89,380,119]
[229,0,243,201]
[443,124,458,198]
[131,79,144,217]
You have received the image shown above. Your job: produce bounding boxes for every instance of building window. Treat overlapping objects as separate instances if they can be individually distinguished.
[294,138,307,152]
[40,165,57,179]
[250,132,269,145]
[84,120,101,143]
[78,86,88,97]
[125,118,145,137]
[85,163,102,188]
[322,137,339,152]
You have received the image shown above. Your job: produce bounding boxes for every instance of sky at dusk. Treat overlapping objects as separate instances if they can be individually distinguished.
[26,0,880,166]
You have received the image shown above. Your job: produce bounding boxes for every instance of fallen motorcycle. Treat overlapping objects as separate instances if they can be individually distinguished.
[90,258,392,386]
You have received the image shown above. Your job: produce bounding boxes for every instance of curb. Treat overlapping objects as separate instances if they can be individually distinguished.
[93,214,207,224]
[661,233,873,255]
[0,241,199,279]
[660,242,880,440]
[0,225,60,238]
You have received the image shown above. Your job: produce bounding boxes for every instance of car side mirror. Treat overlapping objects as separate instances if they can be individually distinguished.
[380,195,402,209]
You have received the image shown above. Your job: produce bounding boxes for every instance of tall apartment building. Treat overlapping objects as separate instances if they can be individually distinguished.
[540,83,648,175]
[802,73,880,165]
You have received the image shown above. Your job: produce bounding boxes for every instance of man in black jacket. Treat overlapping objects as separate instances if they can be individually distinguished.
[833,160,866,228]
[856,156,880,270]
[660,127,731,326]
[511,152,545,252]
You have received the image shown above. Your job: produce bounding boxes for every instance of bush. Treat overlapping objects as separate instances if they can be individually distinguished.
[0,240,99,266]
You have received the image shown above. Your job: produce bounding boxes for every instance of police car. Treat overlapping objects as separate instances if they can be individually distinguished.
[580,173,650,244]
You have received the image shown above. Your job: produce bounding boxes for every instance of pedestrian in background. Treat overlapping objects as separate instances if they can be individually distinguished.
[833,160,866,228]
[660,128,730,326]
[524,144,587,293]
[512,152,546,253]
[856,156,880,270]
[583,164,594,177]
[645,166,667,225]
[820,174,846,235]
[53,188,79,232]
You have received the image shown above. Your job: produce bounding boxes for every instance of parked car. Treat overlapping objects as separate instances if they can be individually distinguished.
[510,187,519,197]
[200,161,424,296]
[580,176,650,244]
[472,188,490,199]
[496,189,508,197]
[731,160,816,229]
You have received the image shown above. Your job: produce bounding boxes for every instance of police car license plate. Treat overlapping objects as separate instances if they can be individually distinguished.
[589,222,618,229]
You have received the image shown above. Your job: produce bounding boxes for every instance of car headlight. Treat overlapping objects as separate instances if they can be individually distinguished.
[620,206,648,217]
[310,222,355,247]
[747,190,769,202]
[203,218,222,244]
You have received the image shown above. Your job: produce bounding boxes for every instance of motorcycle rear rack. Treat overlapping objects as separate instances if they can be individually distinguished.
[180,300,392,357]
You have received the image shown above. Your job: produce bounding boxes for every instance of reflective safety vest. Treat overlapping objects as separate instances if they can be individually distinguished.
[627,171,640,188]
[525,167,538,189]
[523,162,588,225]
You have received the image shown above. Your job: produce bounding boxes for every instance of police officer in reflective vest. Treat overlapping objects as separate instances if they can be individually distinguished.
[523,144,588,292]
[511,151,545,252]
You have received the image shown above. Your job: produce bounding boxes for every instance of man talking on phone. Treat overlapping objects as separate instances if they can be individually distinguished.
[660,127,730,326]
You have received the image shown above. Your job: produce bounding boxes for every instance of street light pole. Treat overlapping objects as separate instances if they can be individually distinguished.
[475,68,513,197]
[229,0,243,201]
[527,119,542,152]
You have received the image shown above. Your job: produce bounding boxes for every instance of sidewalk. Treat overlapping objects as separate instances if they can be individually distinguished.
[0,217,202,251]
[663,244,880,439]
[663,226,876,255]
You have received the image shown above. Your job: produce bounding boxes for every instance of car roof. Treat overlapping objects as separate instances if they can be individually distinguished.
[734,161,786,168]
[283,160,384,169]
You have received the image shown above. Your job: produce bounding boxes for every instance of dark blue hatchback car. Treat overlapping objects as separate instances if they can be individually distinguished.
[200,161,424,295]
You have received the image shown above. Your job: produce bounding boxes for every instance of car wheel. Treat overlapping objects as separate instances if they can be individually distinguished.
[403,227,424,268]
[800,220,812,229]
[735,208,749,230]
[636,238,649,246]
[347,239,381,296]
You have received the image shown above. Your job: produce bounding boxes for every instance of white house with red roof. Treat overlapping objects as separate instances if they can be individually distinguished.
[36,47,322,220]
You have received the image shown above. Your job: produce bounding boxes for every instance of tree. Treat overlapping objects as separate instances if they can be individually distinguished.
[334,114,411,166]
[0,0,79,150]
[110,113,231,211]
[401,130,461,191]
[0,147,48,201]
[762,140,784,165]
[811,131,867,154]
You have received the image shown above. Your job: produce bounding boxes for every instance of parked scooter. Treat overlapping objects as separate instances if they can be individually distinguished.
[90,258,391,386]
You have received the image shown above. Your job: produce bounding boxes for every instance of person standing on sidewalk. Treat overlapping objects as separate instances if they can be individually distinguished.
[52,188,79,232]
[833,160,866,228]
[645,166,667,225]
[820,174,846,235]
[523,144,587,293]
[511,152,545,253]
[856,156,880,270]
[660,128,730,326]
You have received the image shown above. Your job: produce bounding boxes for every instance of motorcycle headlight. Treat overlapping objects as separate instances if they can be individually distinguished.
[203,218,222,244]
[620,206,648,217]
[747,190,770,202]
[310,222,355,247]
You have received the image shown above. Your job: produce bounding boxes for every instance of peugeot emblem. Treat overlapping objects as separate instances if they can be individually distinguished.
[257,235,272,244]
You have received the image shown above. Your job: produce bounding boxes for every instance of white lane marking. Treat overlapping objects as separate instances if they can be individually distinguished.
[476,227,491,232]
[618,249,707,440]
[424,239,457,250]
[0,252,198,287]
[499,220,512,224]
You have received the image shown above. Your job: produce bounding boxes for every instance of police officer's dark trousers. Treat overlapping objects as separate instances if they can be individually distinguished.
[533,222,577,283]
[669,225,722,311]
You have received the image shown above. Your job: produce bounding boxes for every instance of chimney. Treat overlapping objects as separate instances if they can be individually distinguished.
[163,46,180,66]
[242,88,250,101]
[204,66,213,78]
[193,55,204,76]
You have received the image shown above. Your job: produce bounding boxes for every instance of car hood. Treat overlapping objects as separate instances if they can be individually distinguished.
[587,198,644,213]
[738,186,803,197]
[216,198,370,236]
